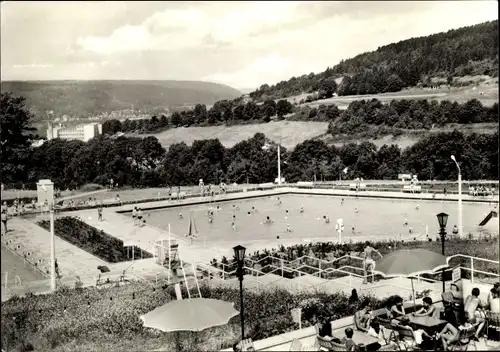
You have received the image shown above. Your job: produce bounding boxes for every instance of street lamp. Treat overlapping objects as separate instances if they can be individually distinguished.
[437,212,449,293]
[451,155,463,238]
[233,245,246,340]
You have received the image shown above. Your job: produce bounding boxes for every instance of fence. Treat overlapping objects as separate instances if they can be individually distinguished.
[194,253,499,299]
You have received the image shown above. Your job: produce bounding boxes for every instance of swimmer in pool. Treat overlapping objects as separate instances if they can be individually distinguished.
[341,198,344,205]
[404,216,408,226]
[252,206,256,213]
[286,224,293,232]
[354,208,359,213]
[416,204,420,210]
[323,215,330,223]
[231,222,236,231]
[179,212,183,219]
[352,226,355,234]
[264,216,273,224]
[232,214,236,220]
[208,217,213,223]
[299,206,304,213]
[409,227,413,234]
[217,205,220,210]
[247,211,251,216]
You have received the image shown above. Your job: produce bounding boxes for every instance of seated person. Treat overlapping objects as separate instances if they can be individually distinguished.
[354,299,372,333]
[464,287,486,339]
[435,322,462,351]
[367,319,389,346]
[391,316,431,347]
[390,296,406,318]
[342,327,364,351]
[317,316,334,341]
[487,283,500,314]
[413,297,437,317]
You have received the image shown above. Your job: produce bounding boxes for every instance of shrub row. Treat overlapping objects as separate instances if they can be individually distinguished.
[37,217,152,263]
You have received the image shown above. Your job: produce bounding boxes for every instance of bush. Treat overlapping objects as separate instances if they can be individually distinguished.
[0,283,380,351]
[80,183,105,192]
[37,217,152,263]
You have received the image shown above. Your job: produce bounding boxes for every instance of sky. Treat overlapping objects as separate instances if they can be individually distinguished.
[1,1,498,90]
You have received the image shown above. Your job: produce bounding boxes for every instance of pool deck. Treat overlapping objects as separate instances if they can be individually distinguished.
[2,187,497,298]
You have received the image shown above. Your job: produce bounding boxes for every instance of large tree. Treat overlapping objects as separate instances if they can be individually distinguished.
[1,93,38,183]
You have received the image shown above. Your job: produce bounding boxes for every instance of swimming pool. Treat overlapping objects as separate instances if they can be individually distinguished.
[1,245,46,288]
[124,194,497,250]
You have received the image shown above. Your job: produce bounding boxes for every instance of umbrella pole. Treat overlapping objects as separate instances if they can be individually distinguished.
[411,278,416,310]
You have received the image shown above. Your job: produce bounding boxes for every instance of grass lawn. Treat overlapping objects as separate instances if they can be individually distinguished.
[142,120,329,150]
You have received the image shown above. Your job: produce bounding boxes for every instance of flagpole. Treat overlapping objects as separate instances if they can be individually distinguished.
[168,223,171,284]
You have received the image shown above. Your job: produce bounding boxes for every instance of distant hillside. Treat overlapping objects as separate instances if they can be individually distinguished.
[250,20,499,100]
[0,80,241,119]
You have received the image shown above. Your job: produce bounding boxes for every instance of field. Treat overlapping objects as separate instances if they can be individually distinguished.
[125,194,498,254]
[145,121,329,149]
[295,76,499,109]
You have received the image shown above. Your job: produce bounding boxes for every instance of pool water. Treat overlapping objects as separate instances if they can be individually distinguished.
[127,195,497,249]
[1,245,46,287]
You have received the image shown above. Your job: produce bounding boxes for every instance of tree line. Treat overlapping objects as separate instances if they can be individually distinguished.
[249,20,498,101]
[2,93,498,189]
[4,130,498,190]
[328,99,498,136]
[101,97,497,136]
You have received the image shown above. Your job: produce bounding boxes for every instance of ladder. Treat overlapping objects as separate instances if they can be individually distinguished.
[179,256,202,299]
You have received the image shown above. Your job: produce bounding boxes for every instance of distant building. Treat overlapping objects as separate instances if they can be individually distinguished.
[47,122,102,142]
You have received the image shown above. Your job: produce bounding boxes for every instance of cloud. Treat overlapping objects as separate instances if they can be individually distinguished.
[1,1,498,86]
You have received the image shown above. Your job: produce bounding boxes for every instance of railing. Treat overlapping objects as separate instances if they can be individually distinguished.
[196,253,499,299]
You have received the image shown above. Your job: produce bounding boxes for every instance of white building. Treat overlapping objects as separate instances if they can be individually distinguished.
[47,122,102,142]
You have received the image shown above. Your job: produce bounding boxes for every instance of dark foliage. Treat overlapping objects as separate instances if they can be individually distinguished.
[328,99,499,135]
[1,93,498,188]
[38,217,152,263]
[249,20,498,100]
[0,81,242,119]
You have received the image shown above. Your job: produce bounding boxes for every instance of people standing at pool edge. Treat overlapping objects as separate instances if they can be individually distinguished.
[363,245,383,284]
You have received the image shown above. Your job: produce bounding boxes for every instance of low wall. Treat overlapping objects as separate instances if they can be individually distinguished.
[221,316,354,351]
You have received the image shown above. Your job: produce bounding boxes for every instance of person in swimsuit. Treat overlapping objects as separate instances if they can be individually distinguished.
[264,216,272,224]
[97,206,103,222]
[1,210,8,234]
[137,208,143,224]
[323,215,330,224]
[231,221,236,231]
[354,208,359,213]
[286,224,293,232]
[363,245,383,284]
[132,207,137,226]
[299,206,304,213]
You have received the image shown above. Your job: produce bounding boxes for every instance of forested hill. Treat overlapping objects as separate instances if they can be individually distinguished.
[0,80,242,119]
[250,20,499,101]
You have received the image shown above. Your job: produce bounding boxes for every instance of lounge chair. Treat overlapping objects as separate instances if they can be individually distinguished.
[447,322,483,351]
[314,324,346,351]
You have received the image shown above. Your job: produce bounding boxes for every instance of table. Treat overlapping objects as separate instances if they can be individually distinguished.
[332,329,380,346]
[407,315,447,330]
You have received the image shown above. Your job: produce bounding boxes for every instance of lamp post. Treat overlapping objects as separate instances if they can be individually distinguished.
[50,204,56,292]
[233,245,246,340]
[277,138,283,186]
[437,212,449,293]
[451,155,463,238]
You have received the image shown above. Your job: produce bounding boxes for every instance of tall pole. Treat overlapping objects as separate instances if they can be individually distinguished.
[238,265,245,340]
[168,223,171,283]
[440,228,446,293]
[458,172,463,238]
[50,208,56,292]
[277,143,281,186]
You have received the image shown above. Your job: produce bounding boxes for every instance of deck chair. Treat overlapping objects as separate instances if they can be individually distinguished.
[388,326,417,351]
[314,324,346,351]
[239,338,255,351]
[290,339,303,351]
[448,322,482,351]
